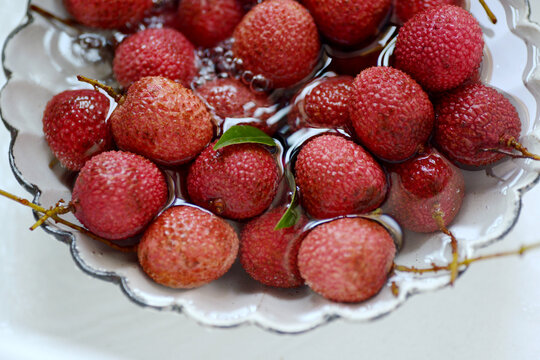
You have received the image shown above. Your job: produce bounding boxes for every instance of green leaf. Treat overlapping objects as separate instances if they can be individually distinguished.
[274,186,300,230]
[213,125,276,150]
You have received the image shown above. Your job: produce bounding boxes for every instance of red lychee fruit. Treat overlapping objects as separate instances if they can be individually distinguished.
[42,89,112,171]
[349,66,434,162]
[288,75,353,131]
[395,0,464,23]
[240,207,308,288]
[300,0,391,46]
[187,141,280,220]
[195,78,277,135]
[298,217,396,303]
[110,76,214,166]
[138,205,239,289]
[294,134,387,219]
[177,0,244,48]
[434,82,522,168]
[113,28,197,89]
[72,151,168,240]
[232,0,321,89]
[383,147,465,232]
[63,0,153,29]
[394,5,484,93]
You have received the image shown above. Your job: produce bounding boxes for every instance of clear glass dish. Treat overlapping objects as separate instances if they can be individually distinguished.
[1,0,539,333]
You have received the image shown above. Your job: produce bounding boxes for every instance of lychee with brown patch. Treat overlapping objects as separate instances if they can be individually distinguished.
[110,76,214,166]
[298,217,396,303]
[138,205,239,289]
[232,0,321,89]
[240,207,308,288]
[42,89,112,171]
[187,141,280,220]
[72,150,169,240]
[294,133,387,219]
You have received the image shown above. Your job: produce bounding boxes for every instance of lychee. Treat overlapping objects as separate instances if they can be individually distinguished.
[300,0,391,46]
[187,141,280,220]
[138,205,239,289]
[195,78,277,135]
[288,75,353,131]
[349,66,434,162]
[383,147,465,232]
[298,217,396,303]
[232,0,321,89]
[240,207,307,288]
[42,89,112,171]
[110,76,214,166]
[63,0,153,29]
[395,0,464,23]
[394,5,484,92]
[113,28,197,89]
[72,151,169,240]
[434,82,522,168]
[177,0,244,48]
[294,134,387,219]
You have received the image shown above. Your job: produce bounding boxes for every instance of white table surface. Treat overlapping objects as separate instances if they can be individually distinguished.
[1,1,540,359]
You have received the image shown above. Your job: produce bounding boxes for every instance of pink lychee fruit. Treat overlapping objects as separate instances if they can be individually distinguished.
[288,75,353,131]
[63,0,153,29]
[300,0,391,46]
[177,0,244,48]
[434,82,522,168]
[394,5,484,92]
[240,207,308,288]
[72,150,168,240]
[42,89,112,171]
[138,205,239,289]
[349,66,434,162]
[298,217,396,303]
[294,134,387,219]
[232,0,321,89]
[195,78,277,135]
[113,28,197,89]
[110,76,214,166]
[187,141,280,220]
[383,147,465,232]
[395,0,464,23]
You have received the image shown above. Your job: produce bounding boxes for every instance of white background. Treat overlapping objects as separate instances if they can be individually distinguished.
[1,1,540,359]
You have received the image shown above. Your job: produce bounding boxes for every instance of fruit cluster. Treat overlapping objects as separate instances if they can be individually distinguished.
[34,0,534,304]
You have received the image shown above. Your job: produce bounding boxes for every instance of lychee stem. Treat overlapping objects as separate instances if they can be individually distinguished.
[30,200,73,230]
[29,4,79,28]
[0,189,137,253]
[77,75,123,103]
[484,137,540,161]
[393,242,540,274]
[478,0,498,24]
[432,207,459,285]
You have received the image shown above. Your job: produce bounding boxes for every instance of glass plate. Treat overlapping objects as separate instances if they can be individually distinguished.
[1,0,540,333]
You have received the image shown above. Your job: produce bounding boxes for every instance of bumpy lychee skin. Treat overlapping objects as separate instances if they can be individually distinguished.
[384,147,465,232]
[300,0,391,46]
[288,75,353,131]
[232,0,321,89]
[434,82,522,168]
[349,66,434,162]
[72,151,168,240]
[240,207,308,288]
[42,89,112,171]
[196,78,277,134]
[187,142,280,220]
[113,28,197,89]
[138,206,239,289]
[394,5,484,92]
[63,0,153,29]
[177,0,244,48]
[294,134,387,219]
[110,76,214,166]
[298,217,396,303]
[395,0,464,23]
